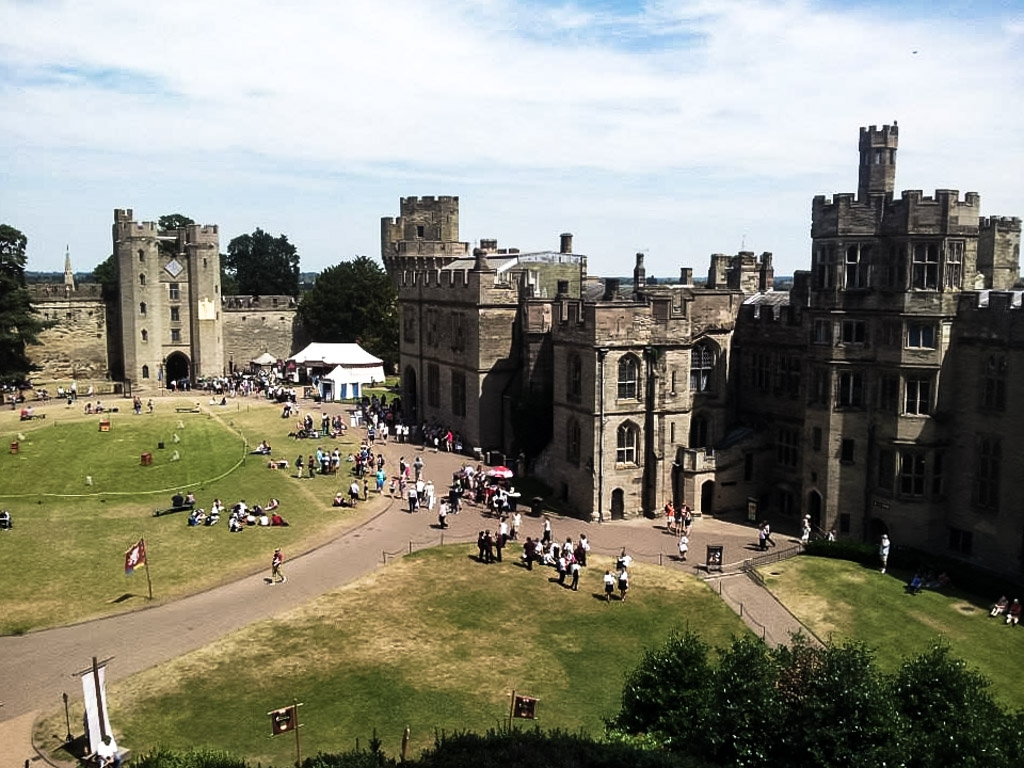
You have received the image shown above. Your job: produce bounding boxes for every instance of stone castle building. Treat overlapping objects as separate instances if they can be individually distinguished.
[384,125,1024,577]
[28,210,300,386]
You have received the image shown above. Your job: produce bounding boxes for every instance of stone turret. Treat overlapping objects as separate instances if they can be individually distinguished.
[858,122,898,201]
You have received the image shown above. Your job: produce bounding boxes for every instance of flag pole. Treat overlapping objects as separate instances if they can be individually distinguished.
[143,538,153,599]
[92,656,107,742]
[508,689,515,731]
[293,699,301,767]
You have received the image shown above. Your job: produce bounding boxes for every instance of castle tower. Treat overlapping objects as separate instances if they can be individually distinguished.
[380,196,469,278]
[858,123,898,201]
[63,246,75,291]
[113,209,223,387]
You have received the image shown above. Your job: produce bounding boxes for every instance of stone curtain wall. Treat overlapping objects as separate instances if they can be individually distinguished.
[221,300,302,370]
[28,286,110,382]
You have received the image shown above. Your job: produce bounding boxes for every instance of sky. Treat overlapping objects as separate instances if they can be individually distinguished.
[2,0,1023,280]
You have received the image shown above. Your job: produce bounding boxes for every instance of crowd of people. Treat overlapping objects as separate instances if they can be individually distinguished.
[186,497,288,530]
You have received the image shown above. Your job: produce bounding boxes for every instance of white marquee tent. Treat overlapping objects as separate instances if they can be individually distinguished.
[289,342,386,401]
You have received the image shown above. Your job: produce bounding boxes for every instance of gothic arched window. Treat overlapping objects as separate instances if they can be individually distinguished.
[616,421,639,465]
[690,343,715,393]
[617,355,640,399]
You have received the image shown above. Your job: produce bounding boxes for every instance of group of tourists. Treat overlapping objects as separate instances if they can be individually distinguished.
[990,596,1023,626]
[186,497,288,530]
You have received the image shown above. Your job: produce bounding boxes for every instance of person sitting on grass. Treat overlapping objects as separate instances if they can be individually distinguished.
[333,492,345,507]
[270,512,289,527]
[906,573,924,595]
[0,509,11,530]
[1006,598,1022,627]
[991,595,1010,617]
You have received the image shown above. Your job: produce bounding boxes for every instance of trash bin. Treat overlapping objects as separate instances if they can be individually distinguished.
[98,419,111,432]
[10,441,18,454]
[530,497,544,516]
[158,441,165,449]
[141,452,153,466]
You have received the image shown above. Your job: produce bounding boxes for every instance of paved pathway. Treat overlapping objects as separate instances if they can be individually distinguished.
[0,407,815,768]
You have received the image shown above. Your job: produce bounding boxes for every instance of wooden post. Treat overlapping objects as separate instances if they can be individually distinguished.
[293,700,301,767]
[508,689,516,731]
[144,542,153,600]
[92,657,106,741]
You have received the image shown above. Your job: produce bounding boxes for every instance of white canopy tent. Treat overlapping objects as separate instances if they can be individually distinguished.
[289,342,386,401]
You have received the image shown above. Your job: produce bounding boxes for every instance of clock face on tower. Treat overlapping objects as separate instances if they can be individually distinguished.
[165,258,184,278]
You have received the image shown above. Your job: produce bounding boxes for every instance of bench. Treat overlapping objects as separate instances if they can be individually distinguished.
[175,406,200,413]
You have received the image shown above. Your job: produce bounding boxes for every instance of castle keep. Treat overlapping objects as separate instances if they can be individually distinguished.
[385,125,1024,577]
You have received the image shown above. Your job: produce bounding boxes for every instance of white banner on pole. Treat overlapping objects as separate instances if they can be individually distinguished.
[81,664,112,752]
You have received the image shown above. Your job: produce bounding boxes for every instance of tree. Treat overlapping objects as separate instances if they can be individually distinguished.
[90,254,119,301]
[158,213,195,231]
[223,228,300,297]
[0,224,51,385]
[296,256,398,368]
[611,632,1021,768]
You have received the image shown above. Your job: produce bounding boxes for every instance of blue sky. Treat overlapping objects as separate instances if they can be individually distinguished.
[2,0,1022,279]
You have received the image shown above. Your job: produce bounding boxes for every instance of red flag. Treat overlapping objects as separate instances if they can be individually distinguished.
[269,705,296,735]
[513,695,537,719]
[124,538,146,575]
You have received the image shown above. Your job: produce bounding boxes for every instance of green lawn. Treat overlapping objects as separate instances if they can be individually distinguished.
[35,548,749,765]
[760,556,1024,710]
[0,399,367,633]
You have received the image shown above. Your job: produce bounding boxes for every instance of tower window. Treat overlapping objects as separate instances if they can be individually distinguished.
[141,364,150,379]
[170,306,180,323]
[169,283,180,300]
[899,452,926,497]
[981,354,1007,411]
[416,225,425,238]
[171,328,181,343]
[690,344,714,393]
[911,243,939,289]
[139,302,147,316]
[945,241,964,289]
[568,355,583,401]
[567,418,581,465]
[138,249,144,262]
[617,355,639,399]
[906,323,936,349]
[904,375,932,416]
[837,372,863,408]
[139,274,146,286]
[616,422,639,465]
[141,329,148,342]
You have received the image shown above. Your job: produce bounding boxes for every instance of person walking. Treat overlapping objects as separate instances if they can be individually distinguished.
[603,570,616,602]
[271,548,286,584]
[678,533,689,561]
[295,454,304,479]
[879,534,891,574]
[800,514,812,544]
[617,568,630,601]
[569,560,581,591]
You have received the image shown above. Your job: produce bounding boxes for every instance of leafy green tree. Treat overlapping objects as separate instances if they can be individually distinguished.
[0,224,50,385]
[296,256,398,368]
[90,254,119,301]
[610,630,714,747]
[224,228,300,297]
[776,640,897,768]
[891,642,1019,768]
[158,213,195,231]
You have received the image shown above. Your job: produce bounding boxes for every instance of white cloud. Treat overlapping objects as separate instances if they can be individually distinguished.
[1,0,1022,277]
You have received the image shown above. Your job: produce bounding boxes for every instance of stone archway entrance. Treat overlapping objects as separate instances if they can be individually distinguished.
[807,490,823,532]
[165,352,191,389]
[610,488,625,520]
[700,480,715,515]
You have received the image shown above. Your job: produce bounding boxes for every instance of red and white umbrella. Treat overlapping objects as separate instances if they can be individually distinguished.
[486,466,514,479]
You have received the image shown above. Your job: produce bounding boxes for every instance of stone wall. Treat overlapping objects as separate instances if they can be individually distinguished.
[27,288,110,382]
[221,306,302,370]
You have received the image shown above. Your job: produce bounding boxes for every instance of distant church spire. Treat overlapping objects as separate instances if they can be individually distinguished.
[63,245,75,291]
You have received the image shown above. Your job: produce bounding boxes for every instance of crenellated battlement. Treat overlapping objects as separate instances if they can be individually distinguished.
[813,188,983,238]
[980,216,1022,231]
[28,282,104,301]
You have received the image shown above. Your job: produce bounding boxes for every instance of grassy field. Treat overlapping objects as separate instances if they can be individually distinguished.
[35,547,749,765]
[0,396,368,633]
[760,556,1024,710]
